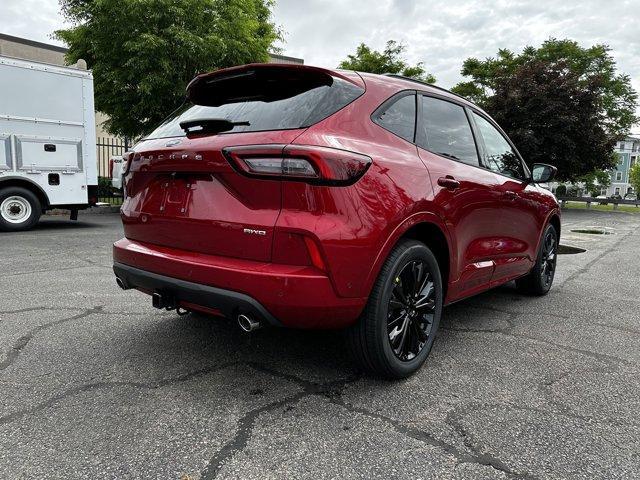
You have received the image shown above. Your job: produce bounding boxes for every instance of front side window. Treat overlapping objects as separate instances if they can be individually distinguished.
[418,96,479,166]
[472,112,525,180]
[616,171,623,181]
[374,94,416,143]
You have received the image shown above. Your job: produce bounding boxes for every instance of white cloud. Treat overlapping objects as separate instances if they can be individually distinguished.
[1,0,638,130]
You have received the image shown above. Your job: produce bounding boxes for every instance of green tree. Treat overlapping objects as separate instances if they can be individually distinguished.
[338,40,436,83]
[452,39,637,139]
[630,163,640,197]
[56,0,280,139]
[581,170,612,196]
[452,39,638,181]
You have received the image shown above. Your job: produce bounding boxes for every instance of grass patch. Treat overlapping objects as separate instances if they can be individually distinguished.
[562,201,640,214]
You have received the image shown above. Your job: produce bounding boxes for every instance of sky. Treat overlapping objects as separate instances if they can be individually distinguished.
[2,0,639,132]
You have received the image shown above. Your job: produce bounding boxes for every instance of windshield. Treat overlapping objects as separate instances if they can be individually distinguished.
[147,76,363,139]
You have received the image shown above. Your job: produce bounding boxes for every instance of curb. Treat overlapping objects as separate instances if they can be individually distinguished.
[47,205,121,215]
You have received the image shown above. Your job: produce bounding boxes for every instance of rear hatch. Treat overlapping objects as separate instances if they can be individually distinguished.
[122,64,364,262]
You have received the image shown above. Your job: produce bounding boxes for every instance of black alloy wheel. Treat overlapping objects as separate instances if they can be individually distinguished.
[516,224,558,296]
[387,260,436,361]
[346,239,443,379]
[540,228,557,289]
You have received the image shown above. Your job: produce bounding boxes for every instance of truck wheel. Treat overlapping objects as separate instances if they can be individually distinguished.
[346,239,443,379]
[0,187,42,232]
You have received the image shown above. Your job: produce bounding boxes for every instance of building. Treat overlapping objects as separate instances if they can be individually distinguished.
[1,32,303,176]
[608,136,639,197]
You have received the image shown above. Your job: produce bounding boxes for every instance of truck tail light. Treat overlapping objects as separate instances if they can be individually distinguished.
[122,151,134,174]
[222,144,372,185]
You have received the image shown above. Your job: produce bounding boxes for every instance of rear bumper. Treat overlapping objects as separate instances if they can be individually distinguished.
[113,238,367,328]
[113,262,283,327]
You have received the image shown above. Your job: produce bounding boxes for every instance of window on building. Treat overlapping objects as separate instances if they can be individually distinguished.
[616,172,623,181]
[615,187,621,195]
[631,157,637,168]
[619,141,626,150]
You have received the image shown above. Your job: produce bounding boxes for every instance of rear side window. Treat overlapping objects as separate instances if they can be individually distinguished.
[147,75,363,139]
[418,96,479,166]
[373,94,416,143]
[472,112,526,180]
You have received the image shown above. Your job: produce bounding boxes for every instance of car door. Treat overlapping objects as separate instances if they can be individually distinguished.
[470,110,542,283]
[415,94,506,301]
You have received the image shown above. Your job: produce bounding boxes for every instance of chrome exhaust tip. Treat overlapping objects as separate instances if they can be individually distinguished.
[237,313,261,332]
[115,277,127,290]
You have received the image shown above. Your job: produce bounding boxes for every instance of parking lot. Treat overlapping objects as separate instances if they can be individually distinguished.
[1,209,639,479]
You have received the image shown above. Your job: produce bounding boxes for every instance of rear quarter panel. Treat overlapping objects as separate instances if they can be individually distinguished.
[286,77,448,298]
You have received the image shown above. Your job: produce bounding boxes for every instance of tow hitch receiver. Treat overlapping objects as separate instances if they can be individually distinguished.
[152,291,176,310]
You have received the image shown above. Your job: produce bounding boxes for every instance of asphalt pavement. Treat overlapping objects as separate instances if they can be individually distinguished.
[1,209,639,479]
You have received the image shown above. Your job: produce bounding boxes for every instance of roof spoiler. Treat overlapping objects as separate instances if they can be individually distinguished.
[186,63,362,107]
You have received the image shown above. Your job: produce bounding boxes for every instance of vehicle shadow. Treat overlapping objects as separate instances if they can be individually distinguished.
[32,219,104,230]
[149,311,358,381]
[141,287,519,382]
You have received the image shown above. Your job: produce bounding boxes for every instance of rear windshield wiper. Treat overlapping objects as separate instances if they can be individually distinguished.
[180,118,250,135]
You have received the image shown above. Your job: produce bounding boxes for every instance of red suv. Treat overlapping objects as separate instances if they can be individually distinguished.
[113,64,560,378]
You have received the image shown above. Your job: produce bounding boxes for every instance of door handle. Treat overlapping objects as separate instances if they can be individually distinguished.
[504,190,517,200]
[437,176,460,190]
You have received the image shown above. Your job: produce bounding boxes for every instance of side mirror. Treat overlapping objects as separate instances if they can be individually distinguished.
[531,163,557,183]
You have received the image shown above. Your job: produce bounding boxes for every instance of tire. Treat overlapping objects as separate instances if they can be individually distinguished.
[0,187,42,232]
[346,239,443,379]
[515,224,558,296]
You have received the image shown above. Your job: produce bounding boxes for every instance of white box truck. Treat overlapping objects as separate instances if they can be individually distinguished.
[0,55,98,231]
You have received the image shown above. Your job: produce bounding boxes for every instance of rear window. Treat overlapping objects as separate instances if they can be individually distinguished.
[147,75,363,139]
[374,94,416,142]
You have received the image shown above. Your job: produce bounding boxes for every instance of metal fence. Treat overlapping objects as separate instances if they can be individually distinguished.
[96,136,128,205]
[96,136,128,178]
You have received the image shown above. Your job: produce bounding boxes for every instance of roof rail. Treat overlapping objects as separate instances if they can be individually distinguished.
[382,73,470,103]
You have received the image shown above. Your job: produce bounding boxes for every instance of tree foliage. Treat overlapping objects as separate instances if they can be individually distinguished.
[338,40,435,83]
[630,163,640,197]
[581,170,611,196]
[451,39,638,181]
[56,0,280,138]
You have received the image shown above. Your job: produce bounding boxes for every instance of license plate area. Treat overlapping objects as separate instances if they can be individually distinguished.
[159,176,195,216]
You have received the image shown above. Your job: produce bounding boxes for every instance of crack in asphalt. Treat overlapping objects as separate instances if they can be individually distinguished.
[534,365,632,427]
[0,306,104,372]
[0,361,241,426]
[334,397,537,479]
[199,364,535,480]
[560,226,638,286]
[444,406,539,480]
[0,305,161,317]
[0,306,83,315]
[458,301,640,338]
[2,263,100,278]
[198,364,361,480]
[441,312,632,368]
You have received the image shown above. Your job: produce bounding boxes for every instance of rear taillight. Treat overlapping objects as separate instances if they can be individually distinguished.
[222,144,372,186]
